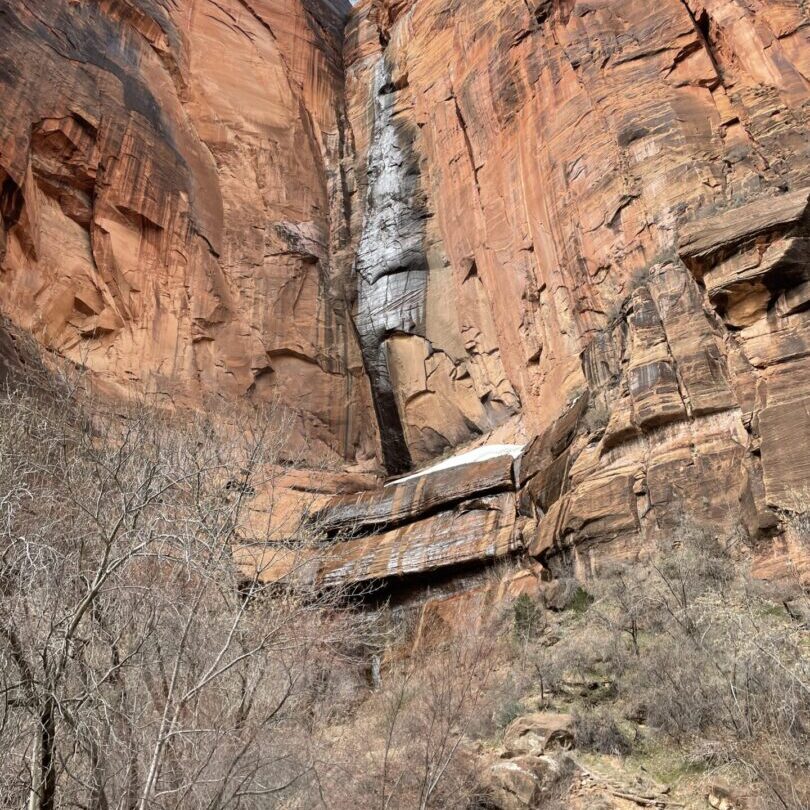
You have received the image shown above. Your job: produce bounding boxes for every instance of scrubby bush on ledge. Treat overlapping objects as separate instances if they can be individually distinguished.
[519,529,810,809]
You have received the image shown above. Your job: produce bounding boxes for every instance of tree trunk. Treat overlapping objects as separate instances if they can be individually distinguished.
[28,700,57,810]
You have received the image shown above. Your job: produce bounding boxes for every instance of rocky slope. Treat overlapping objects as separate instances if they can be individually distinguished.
[2,0,810,595]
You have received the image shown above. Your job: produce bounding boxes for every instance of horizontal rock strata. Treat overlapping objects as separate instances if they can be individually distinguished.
[237,448,532,592]
[320,491,521,586]
[312,452,517,535]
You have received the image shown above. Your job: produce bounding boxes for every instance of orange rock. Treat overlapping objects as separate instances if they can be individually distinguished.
[320,492,522,586]
[3,0,810,583]
[0,0,376,468]
[312,451,517,535]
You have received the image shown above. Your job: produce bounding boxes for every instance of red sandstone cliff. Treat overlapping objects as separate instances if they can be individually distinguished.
[2,0,810,581]
[0,0,378,466]
[339,0,810,578]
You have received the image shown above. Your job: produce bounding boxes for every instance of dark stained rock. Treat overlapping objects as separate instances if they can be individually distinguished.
[312,452,516,535]
[320,492,521,587]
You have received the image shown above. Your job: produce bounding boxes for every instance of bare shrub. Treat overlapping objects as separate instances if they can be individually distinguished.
[512,592,544,641]
[526,526,810,808]
[318,618,502,810]
[0,370,366,810]
[572,708,632,756]
[495,695,528,730]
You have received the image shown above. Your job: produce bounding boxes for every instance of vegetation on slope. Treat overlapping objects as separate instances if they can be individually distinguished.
[0,353,807,809]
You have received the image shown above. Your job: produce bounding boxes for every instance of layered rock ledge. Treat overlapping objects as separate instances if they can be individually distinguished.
[3,0,810,601]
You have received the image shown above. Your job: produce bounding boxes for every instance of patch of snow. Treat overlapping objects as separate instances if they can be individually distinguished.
[385,444,524,487]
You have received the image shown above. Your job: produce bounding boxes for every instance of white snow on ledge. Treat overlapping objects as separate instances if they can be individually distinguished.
[384,444,524,487]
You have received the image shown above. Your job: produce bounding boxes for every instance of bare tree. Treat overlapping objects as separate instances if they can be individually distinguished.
[317,613,499,810]
[0,371,357,810]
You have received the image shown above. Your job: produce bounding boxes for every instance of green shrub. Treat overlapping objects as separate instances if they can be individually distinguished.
[496,698,527,729]
[513,593,543,640]
[570,586,593,614]
[573,708,632,756]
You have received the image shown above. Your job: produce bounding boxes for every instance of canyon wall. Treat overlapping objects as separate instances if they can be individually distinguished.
[2,0,810,585]
[340,0,810,580]
[0,0,378,465]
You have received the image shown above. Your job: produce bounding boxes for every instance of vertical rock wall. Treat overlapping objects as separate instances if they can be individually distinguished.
[1,0,810,575]
[353,58,428,473]
[342,0,810,572]
[345,5,524,471]
[0,0,378,466]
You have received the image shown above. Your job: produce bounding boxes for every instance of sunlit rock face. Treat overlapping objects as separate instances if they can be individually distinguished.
[2,0,810,580]
[342,0,810,576]
[0,0,378,467]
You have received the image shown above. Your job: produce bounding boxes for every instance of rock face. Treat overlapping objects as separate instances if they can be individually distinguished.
[353,57,430,473]
[2,0,810,588]
[340,0,810,580]
[313,448,519,535]
[0,0,378,466]
[236,446,533,593]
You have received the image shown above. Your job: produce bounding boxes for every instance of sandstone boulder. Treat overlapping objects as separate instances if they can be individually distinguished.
[482,754,566,810]
[502,712,574,758]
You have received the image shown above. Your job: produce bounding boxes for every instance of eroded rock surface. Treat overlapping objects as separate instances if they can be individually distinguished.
[3,0,810,588]
[313,448,519,535]
[342,0,810,578]
[237,446,534,594]
[0,0,378,466]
